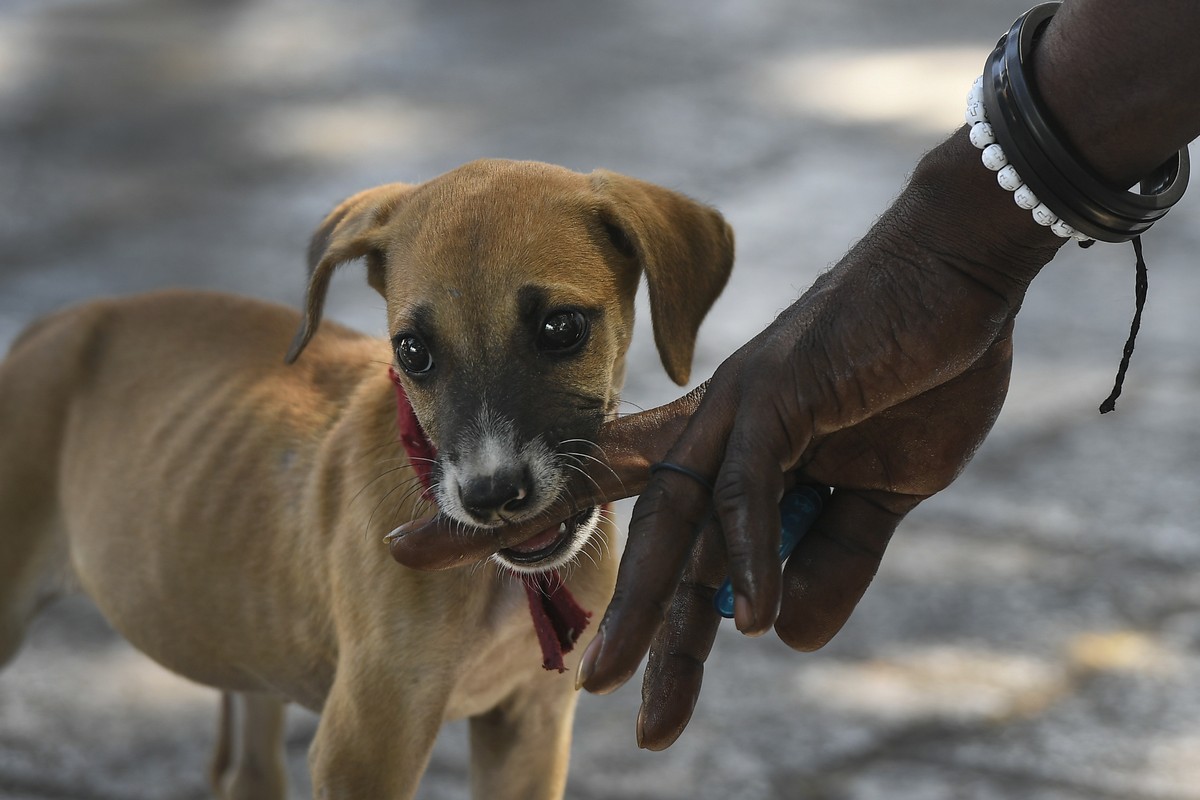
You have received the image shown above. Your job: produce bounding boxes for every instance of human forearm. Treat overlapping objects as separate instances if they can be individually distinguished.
[1034,0,1200,186]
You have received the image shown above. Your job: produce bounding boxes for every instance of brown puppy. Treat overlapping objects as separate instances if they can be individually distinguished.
[0,159,733,799]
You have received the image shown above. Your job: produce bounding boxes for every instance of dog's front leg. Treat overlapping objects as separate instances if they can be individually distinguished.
[211,692,288,800]
[467,678,579,800]
[308,662,449,800]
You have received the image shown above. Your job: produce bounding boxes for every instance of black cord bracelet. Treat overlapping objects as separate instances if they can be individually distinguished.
[978,1,1189,243]
[648,461,714,493]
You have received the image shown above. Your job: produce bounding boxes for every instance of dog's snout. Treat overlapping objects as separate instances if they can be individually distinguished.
[459,468,532,522]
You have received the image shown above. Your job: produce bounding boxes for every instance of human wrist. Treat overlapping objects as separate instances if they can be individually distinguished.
[898,129,1064,300]
[893,0,1198,299]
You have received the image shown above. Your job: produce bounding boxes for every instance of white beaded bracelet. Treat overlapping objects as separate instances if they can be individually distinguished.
[966,76,1092,243]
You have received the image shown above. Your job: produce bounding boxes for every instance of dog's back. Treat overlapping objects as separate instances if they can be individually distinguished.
[0,292,365,680]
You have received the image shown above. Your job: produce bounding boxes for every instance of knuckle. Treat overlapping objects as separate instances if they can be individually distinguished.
[678,576,720,602]
[710,471,780,564]
[663,583,717,632]
[665,650,708,675]
[608,581,672,634]
[634,476,709,526]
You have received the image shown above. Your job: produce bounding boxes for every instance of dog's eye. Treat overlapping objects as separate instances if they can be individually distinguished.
[396,335,434,375]
[538,310,589,354]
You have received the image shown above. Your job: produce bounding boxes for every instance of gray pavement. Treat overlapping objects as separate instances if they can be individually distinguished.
[2,0,1199,798]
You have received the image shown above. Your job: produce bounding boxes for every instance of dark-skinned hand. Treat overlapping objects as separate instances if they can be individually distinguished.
[581,135,1069,747]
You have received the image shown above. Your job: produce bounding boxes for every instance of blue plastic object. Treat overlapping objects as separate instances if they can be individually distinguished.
[713,485,827,619]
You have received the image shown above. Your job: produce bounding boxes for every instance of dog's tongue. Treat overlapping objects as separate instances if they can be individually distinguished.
[506,524,562,554]
[522,571,592,673]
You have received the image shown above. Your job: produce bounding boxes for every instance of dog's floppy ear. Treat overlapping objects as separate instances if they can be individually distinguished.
[592,170,734,385]
[285,183,415,363]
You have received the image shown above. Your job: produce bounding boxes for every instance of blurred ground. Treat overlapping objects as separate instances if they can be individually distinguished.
[2,0,1199,798]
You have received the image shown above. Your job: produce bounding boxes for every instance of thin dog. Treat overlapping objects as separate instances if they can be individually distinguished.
[0,159,733,799]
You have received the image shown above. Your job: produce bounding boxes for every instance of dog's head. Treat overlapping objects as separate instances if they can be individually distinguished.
[288,160,733,573]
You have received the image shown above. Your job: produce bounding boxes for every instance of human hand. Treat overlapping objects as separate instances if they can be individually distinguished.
[577,134,1065,747]
[624,318,1018,748]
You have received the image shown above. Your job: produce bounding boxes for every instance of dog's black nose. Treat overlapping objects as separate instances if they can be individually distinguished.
[459,469,532,521]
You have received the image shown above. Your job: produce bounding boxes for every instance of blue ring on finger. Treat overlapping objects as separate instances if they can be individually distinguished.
[649,461,715,493]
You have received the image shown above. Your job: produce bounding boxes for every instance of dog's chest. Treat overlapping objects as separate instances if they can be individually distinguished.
[444,579,545,720]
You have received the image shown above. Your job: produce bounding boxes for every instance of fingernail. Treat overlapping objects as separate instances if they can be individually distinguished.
[576,630,603,691]
[384,520,425,543]
[734,593,763,636]
[635,706,646,749]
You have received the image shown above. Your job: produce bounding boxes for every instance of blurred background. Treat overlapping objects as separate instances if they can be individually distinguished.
[2,0,1199,798]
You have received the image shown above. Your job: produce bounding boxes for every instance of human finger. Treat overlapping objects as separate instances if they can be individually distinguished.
[636,514,726,750]
[774,488,912,651]
[577,381,737,694]
[709,394,801,635]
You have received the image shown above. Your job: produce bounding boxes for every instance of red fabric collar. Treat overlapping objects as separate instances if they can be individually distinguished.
[390,368,438,501]
[387,368,591,672]
[522,572,592,673]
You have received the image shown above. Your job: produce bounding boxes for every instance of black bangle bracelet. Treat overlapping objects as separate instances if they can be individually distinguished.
[980,2,1189,243]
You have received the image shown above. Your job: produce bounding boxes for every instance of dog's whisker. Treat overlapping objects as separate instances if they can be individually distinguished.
[347,437,436,472]
[573,546,600,573]
[558,438,608,461]
[615,398,648,414]
[346,452,424,491]
[413,490,437,517]
[562,448,613,471]
[363,471,424,498]
[357,477,424,531]
[405,456,438,465]
[559,461,607,502]
[365,474,433,540]
[556,460,604,491]
[394,479,439,526]
[415,499,440,525]
[351,468,425,508]
[353,438,409,461]
[557,442,625,497]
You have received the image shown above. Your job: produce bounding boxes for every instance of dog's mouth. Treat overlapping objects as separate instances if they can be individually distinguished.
[494,505,601,573]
